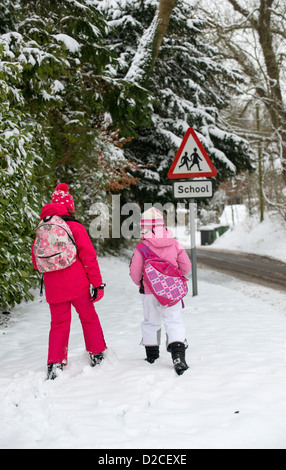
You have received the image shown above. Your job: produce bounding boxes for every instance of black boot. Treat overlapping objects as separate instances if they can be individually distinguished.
[90,352,104,367]
[170,342,189,376]
[47,362,64,380]
[145,346,160,364]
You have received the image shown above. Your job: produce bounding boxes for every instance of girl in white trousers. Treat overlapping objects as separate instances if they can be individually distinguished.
[130,208,191,375]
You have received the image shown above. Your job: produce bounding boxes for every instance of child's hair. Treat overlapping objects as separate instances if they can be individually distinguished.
[68,209,75,219]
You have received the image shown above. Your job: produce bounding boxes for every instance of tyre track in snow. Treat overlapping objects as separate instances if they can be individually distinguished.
[187,248,286,292]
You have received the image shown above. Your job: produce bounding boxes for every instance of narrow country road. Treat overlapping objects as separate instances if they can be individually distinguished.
[187,248,286,292]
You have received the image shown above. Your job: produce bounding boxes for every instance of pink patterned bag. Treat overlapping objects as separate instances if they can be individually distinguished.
[33,215,77,273]
[137,242,188,307]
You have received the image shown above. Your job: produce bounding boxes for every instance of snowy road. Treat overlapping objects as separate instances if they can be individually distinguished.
[0,256,286,449]
[195,248,286,292]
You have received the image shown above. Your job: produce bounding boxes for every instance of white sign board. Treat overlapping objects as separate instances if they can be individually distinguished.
[173,180,213,199]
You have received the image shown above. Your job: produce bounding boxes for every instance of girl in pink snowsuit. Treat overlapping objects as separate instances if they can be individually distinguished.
[130,207,191,375]
[31,184,107,379]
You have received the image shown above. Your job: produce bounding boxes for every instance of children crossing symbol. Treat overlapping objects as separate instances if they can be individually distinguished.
[168,127,217,178]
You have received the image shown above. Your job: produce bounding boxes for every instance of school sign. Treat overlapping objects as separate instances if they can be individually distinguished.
[173,180,213,199]
[168,127,217,184]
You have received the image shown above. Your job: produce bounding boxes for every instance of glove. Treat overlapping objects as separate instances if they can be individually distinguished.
[90,283,106,303]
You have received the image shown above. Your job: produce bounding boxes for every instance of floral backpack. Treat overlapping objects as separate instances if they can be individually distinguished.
[33,215,77,273]
[136,242,188,307]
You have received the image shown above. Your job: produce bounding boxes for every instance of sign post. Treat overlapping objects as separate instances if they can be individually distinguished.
[189,198,198,296]
[168,127,217,296]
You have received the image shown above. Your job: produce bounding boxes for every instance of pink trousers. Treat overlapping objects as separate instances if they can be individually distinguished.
[48,291,106,365]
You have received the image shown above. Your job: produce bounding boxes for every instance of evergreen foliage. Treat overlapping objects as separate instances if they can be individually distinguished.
[0,41,45,308]
[0,0,150,309]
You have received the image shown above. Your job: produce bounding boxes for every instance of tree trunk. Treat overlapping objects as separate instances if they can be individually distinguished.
[125,0,176,84]
[256,104,264,222]
[152,0,177,68]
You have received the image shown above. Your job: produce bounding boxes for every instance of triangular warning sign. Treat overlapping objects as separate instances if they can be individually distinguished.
[168,128,217,179]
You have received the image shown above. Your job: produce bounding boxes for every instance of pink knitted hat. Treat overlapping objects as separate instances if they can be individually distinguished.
[51,183,75,212]
[140,207,165,232]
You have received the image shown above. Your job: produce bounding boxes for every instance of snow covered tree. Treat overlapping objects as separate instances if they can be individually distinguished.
[13,0,152,208]
[1,0,146,186]
[0,0,147,308]
[198,0,286,217]
[0,40,47,309]
[8,0,110,172]
[224,0,286,184]
[96,0,254,204]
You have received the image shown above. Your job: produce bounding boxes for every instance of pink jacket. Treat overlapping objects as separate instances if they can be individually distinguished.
[130,226,191,294]
[31,203,103,304]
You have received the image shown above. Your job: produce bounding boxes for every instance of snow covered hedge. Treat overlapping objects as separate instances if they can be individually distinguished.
[0,41,43,309]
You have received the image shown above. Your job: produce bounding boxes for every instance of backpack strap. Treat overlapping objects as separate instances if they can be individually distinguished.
[42,214,82,224]
[136,242,158,261]
[60,215,82,225]
[40,274,44,297]
[43,215,54,223]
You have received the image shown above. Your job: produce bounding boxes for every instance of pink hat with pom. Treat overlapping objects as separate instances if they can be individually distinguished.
[140,207,165,233]
[51,183,75,212]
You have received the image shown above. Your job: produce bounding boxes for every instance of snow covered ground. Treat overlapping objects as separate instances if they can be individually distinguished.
[177,204,286,263]
[0,209,286,449]
[210,205,286,263]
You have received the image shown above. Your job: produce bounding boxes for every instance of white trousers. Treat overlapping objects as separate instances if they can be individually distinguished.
[141,294,187,348]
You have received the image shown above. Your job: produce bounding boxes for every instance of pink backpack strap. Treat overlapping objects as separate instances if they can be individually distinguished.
[136,242,158,261]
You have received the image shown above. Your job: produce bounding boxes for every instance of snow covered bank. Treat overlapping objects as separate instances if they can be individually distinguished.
[175,204,286,263]
[0,256,286,449]
[211,206,286,263]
